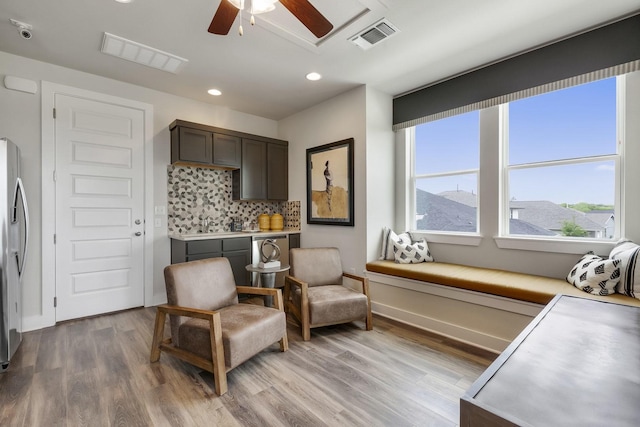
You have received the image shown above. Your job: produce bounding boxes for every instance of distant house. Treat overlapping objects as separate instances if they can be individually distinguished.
[416,190,477,232]
[585,210,615,238]
[416,189,609,237]
[509,201,607,238]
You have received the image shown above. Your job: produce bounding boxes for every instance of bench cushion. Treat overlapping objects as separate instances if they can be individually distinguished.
[366,260,640,307]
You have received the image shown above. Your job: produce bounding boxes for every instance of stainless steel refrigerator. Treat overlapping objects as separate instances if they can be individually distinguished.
[0,137,29,371]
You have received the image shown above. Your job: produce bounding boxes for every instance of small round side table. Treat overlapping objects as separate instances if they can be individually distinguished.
[245,264,290,307]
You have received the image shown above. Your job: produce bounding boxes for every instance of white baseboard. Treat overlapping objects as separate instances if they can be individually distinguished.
[371,301,507,354]
[150,293,167,306]
[22,314,52,332]
[366,271,546,354]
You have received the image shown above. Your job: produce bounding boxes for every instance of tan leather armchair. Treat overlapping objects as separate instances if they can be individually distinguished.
[150,257,288,396]
[284,247,372,341]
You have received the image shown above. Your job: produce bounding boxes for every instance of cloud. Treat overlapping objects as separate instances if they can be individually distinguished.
[595,164,615,172]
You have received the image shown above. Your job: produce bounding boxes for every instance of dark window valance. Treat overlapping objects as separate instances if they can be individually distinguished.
[393,13,640,130]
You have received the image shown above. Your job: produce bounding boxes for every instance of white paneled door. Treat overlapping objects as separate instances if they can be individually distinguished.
[54,94,145,321]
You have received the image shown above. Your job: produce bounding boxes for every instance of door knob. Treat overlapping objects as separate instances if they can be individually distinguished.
[135,232,142,236]
[135,219,141,225]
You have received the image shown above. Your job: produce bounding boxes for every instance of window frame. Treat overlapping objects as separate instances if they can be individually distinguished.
[497,76,623,250]
[404,75,627,254]
[410,111,481,239]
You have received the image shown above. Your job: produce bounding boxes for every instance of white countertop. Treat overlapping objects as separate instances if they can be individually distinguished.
[169,229,300,241]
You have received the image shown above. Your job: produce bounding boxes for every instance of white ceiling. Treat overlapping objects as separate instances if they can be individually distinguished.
[1,0,638,120]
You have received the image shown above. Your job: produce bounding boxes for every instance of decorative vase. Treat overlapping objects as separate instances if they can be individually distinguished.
[270,213,283,231]
[258,213,270,231]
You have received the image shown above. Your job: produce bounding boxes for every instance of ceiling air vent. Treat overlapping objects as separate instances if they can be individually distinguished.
[350,19,399,50]
[101,32,188,74]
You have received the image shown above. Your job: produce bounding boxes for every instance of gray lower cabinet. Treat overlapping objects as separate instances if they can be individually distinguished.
[171,237,251,286]
[289,233,300,249]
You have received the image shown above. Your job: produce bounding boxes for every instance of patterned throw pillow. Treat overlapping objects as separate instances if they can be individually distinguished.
[609,240,640,298]
[380,227,411,260]
[393,239,434,264]
[566,252,621,296]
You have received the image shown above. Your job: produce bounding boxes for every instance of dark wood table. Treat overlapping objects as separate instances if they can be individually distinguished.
[461,294,640,426]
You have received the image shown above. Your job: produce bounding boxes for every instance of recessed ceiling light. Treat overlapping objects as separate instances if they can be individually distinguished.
[115,0,133,3]
[208,89,222,96]
[306,72,322,81]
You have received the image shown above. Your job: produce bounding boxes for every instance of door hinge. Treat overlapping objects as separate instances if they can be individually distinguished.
[53,170,57,181]
[53,234,56,244]
[53,108,56,119]
[54,297,57,307]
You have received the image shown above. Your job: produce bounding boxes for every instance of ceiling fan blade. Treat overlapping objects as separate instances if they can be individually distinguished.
[208,1,240,35]
[279,0,333,38]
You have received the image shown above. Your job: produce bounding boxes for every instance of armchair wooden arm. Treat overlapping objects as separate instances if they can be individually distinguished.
[342,273,372,331]
[150,304,227,395]
[236,286,285,311]
[284,275,310,339]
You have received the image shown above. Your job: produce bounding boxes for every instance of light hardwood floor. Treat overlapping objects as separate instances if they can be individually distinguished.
[0,308,495,426]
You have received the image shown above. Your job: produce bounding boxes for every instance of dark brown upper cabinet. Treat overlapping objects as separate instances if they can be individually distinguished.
[170,119,288,201]
[170,120,241,168]
[267,142,288,201]
[232,139,288,201]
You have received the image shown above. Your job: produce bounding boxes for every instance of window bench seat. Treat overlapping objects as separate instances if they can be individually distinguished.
[366,260,640,307]
[365,260,640,353]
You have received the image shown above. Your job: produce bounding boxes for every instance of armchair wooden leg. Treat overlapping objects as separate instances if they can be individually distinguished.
[209,312,228,396]
[302,323,311,341]
[279,334,289,352]
[365,308,373,331]
[150,308,167,363]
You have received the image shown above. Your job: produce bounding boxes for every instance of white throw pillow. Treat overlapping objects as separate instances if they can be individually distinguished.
[393,239,434,264]
[566,252,621,296]
[380,227,411,260]
[609,240,640,298]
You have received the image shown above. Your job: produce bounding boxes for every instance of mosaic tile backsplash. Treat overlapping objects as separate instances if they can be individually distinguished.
[167,165,300,234]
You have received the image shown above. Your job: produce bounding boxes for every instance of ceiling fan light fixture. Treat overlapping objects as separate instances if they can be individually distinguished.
[251,0,277,14]
[228,0,277,14]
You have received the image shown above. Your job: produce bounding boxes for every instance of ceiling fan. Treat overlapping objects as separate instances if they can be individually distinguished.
[208,0,333,38]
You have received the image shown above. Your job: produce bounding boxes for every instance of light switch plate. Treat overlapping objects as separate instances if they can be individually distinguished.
[154,218,162,227]
[154,206,166,215]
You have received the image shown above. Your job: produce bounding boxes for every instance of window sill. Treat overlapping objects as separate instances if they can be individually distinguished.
[494,236,616,256]
[410,231,482,247]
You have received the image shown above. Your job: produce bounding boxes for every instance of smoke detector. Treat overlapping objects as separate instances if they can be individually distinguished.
[10,19,33,40]
[350,18,399,50]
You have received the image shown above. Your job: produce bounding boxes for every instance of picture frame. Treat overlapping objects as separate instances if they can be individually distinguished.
[306,138,354,226]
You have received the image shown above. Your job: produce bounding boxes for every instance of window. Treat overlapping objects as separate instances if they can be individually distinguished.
[407,75,625,249]
[413,111,479,233]
[503,77,619,240]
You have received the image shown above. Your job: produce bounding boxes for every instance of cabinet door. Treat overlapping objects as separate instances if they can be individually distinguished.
[177,127,212,164]
[213,133,241,168]
[239,138,267,200]
[289,233,300,249]
[267,143,288,200]
[224,250,251,286]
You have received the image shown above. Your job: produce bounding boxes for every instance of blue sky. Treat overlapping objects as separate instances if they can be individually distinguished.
[415,77,617,205]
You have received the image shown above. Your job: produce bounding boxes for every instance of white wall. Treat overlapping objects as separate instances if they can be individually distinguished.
[364,87,395,266]
[0,51,279,328]
[279,86,395,275]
